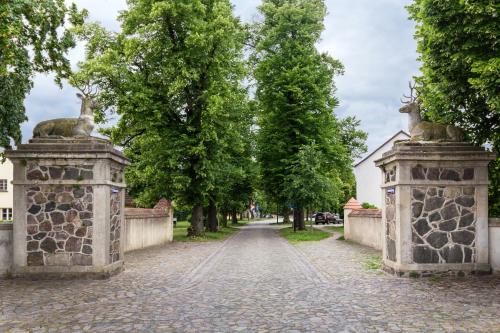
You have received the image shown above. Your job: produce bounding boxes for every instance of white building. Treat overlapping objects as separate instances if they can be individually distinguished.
[353,131,410,208]
[0,158,13,222]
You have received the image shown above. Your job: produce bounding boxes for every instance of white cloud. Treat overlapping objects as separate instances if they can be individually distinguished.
[24,0,420,155]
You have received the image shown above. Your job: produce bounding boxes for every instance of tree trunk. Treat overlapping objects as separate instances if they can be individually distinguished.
[221,210,228,228]
[293,209,298,232]
[231,209,238,225]
[207,199,218,232]
[188,204,204,237]
[297,207,306,230]
[283,207,290,224]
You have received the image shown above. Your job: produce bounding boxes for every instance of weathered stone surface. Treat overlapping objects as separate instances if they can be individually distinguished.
[50,211,65,225]
[463,187,475,195]
[33,192,47,204]
[412,188,425,201]
[440,169,460,181]
[75,227,86,237]
[56,192,73,203]
[414,219,431,236]
[80,170,93,180]
[455,196,475,208]
[426,231,448,249]
[82,245,93,255]
[427,187,437,197]
[27,241,39,251]
[63,167,79,180]
[45,201,56,212]
[27,252,44,266]
[39,221,52,232]
[65,237,82,252]
[27,169,43,180]
[28,205,41,215]
[451,231,475,246]
[441,203,459,220]
[427,168,440,180]
[429,211,441,222]
[73,188,85,198]
[48,167,63,179]
[65,209,79,223]
[440,245,463,263]
[40,238,57,253]
[411,167,425,180]
[463,168,474,180]
[56,203,71,211]
[33,232,46,240]
[459,213,474,227]
[45,253,70,266]
[438,219,457,232]
[27,225,38,235]
[424,197,445,212]
[463,247,473,263]
[412,202,423,218]
[413,246,440,263]
[71,253,92,266]
[63,223,75,235]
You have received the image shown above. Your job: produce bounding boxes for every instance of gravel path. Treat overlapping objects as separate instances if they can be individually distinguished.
[0,223,499,332]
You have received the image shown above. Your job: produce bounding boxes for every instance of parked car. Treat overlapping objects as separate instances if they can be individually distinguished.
[314,212,335,224]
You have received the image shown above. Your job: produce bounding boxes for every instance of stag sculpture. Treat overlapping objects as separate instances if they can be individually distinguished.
[33,88,96,138]
[399,82,464,142]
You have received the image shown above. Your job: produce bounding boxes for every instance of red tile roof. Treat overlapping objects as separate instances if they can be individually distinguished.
[343,198,362,210]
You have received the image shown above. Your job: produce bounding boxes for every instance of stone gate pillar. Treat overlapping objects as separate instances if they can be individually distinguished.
[375,142,495,277]
[5,137,129,279]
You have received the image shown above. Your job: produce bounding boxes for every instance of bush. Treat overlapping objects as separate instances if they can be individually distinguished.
[361,202,377,209]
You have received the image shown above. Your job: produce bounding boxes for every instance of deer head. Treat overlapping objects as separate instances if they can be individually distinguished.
[76,93,97,117]
[399,81,422,131]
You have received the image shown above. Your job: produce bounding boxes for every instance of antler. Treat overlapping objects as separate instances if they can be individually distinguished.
[401,81,418,104]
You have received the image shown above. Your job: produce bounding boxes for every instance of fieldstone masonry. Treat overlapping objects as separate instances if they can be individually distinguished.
[6,137,129,279]
[376,142,495,276]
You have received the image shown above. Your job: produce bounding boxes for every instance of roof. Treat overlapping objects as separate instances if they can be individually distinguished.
[348,209,382,218]
[354,130,410,168]
[343,198,362,210]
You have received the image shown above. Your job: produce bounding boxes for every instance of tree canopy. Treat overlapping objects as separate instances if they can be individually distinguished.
[0,0,86,149]
[75,0,251,236]
[408,0,500,215]
[254,0,366,229]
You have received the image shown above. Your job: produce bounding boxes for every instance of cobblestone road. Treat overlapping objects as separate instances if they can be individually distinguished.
[1,223,499,332]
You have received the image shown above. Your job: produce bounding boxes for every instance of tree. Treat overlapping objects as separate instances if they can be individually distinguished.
[254,0,366,230]
[408,0,500,216]
[74,0,248,236]
[0,1,86,149]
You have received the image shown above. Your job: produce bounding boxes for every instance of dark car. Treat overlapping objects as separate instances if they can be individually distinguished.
[315,212,336,225]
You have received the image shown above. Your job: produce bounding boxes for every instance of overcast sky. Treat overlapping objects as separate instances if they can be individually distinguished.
[23,0,419,156]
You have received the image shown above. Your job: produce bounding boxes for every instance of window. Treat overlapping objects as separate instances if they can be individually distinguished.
[1,208,12,221]
[0,179,7,192]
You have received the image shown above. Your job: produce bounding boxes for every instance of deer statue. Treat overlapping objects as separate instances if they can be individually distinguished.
[33,84,97,138]
[399,82,464,142]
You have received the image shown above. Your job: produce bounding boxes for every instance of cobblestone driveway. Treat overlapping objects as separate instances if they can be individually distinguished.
[1,223,499,332]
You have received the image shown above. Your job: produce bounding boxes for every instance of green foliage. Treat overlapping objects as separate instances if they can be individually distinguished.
[254,0,366,218]
[361,202,377,209]
[408,0,499,215]
[279,227,331,243]
[74,0,251,233]
[0,1,86,148]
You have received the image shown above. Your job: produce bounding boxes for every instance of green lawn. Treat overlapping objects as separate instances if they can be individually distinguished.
[279,227,331,243]
[173,221,243,242]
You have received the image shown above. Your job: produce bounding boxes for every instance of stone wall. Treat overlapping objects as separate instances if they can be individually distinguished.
[110,189,122,263]
[124,206,173,253]
[385,189,396,261]
[411,186,476,264]
[25,183,94,267]
[345,209,382,250]
[490,218,500,273]
[0,223,13,275]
